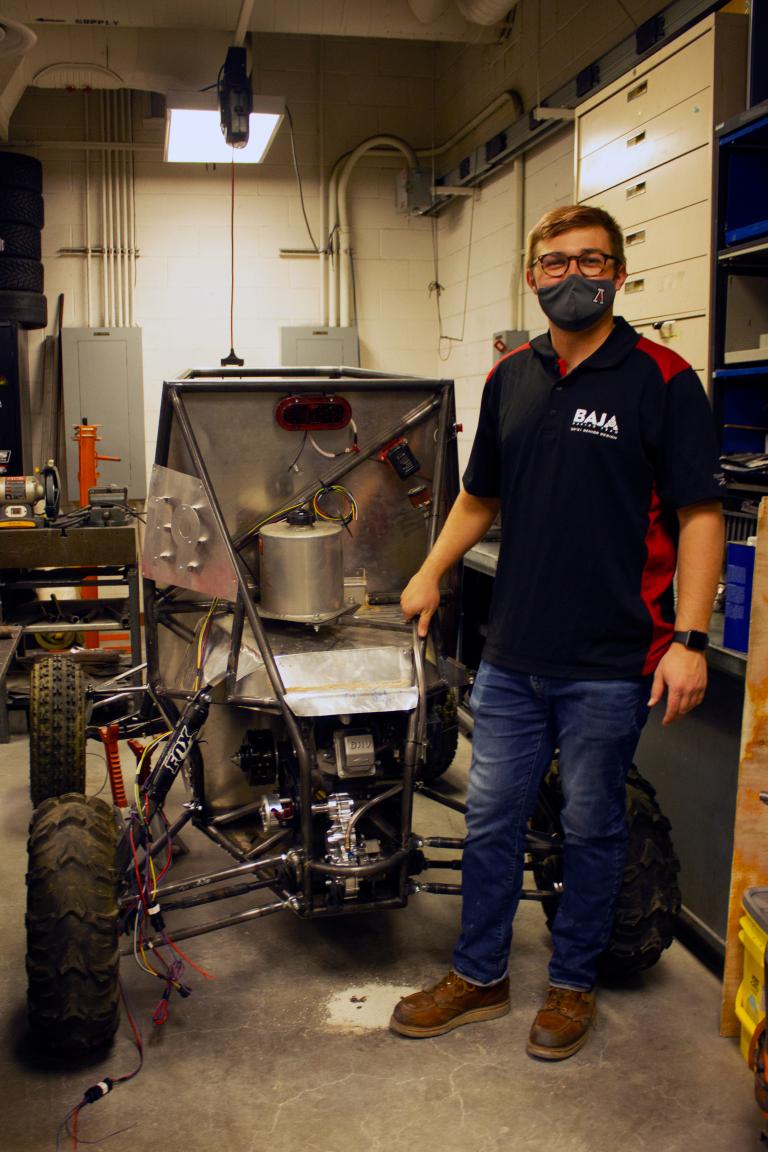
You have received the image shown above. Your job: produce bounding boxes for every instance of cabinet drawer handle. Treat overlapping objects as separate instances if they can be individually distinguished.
[626,229,646,246]
[625,278,645,294]
[627,80,648,102]
[626,180,646,198]
[627,130,646,148]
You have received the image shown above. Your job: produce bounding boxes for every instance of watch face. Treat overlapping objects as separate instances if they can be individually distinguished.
[675,630,709,651]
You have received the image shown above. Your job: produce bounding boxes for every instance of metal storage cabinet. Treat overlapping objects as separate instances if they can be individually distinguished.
[575,12,747,384]
[712,101,768,464]
[61,327,146,501]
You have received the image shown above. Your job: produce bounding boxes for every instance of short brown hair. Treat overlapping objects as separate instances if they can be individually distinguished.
[526,204,626,269]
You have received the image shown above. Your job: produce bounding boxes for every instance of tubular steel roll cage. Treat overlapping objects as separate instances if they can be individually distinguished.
[85,368,563,951]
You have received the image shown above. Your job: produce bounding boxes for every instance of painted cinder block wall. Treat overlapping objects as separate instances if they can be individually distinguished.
[7,0,674,477]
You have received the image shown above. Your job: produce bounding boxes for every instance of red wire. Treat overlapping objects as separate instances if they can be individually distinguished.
[72,1106,79,1150]
[166,933,214,980]
[153,836,174,886]
[129,827,149,912]
[229,158,236,351]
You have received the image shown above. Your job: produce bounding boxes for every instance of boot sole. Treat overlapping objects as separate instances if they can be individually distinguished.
[389,1000,510,1039]
[526,1006,596,1061]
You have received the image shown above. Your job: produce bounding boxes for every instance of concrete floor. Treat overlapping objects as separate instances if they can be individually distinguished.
[1,728,764,1152]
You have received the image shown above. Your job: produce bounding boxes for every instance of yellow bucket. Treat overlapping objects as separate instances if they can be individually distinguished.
[735,888,768,1065]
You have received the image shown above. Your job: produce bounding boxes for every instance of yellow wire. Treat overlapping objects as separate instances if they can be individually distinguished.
[193,597,219,691]
[134,730,172,821]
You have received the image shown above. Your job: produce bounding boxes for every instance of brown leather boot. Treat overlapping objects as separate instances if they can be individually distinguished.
[390,971,510,1038]
[526,986,596,1060]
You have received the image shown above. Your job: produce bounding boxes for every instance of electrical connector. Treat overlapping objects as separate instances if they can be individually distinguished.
[82,1078,114,1105]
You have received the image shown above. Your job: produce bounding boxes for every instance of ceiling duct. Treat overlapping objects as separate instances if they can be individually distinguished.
[408,0,452,20]
[33,63,123,89]
[0,13,36,57]
[455,0,517,25]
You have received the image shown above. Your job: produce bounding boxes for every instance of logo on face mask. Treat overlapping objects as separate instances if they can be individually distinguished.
[571,408,619,439]
[593,287,605,305]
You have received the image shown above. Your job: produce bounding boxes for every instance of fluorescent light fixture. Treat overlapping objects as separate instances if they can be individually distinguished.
[164,91,284,163]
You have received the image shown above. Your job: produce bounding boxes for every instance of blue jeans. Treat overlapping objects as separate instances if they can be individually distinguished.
[453,660,651,991]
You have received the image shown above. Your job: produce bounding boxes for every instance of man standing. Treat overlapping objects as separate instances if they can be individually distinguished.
[390,204,725,1059]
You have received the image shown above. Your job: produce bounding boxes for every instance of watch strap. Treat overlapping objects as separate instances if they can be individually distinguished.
[672,629,709,651]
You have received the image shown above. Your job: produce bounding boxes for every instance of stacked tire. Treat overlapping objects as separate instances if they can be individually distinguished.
[0,152,46,329]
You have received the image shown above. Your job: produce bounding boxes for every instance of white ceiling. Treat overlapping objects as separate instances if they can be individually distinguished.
[0,0,514,136]
[0,1,500,43]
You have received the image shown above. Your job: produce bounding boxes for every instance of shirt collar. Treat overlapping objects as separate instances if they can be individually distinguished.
[530,316,639,372]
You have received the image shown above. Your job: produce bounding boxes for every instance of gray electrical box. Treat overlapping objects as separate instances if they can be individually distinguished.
[280,325,360,368]
[61,327,146,501]
[492,329,528,362]
[395,167,433,213]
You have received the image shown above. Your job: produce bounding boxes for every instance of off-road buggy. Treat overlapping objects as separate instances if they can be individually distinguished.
[24,368,681,1052]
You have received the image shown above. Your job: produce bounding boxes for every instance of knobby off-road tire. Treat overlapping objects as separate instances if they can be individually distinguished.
[26,794,120,1052]
[0,221,41,258]
[0,288,47,329]
[0,187,44,228]
[531,763,681,978]
[29,655,86,807]
[0,256,43,292]
[419,690,460,783]
[0,153,43,192]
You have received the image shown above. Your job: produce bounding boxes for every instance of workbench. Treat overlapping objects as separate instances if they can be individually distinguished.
[0,526,142,731]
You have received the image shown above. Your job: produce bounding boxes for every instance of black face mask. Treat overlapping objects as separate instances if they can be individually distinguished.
[536,275,616,332]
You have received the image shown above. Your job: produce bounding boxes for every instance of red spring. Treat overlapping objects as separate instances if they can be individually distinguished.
[98,722,128,808]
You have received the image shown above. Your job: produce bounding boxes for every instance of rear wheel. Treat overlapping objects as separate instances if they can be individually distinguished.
[530,762,681,977]
[29,655,86,807]
[419,690,459,783]
[26,794,120,1052]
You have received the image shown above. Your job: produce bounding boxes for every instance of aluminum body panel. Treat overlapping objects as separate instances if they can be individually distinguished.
[162,385,442,598]
[147,370,458,825]
[143,464,238,600]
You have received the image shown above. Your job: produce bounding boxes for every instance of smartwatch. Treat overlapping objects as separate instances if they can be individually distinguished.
[672,629,709,652]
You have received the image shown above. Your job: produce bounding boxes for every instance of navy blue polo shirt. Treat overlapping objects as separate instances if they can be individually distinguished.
[463,316,725,679]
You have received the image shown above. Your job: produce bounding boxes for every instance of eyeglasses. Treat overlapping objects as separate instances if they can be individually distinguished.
[531,250,621,278]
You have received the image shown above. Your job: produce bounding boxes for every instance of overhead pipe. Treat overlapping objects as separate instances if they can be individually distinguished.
[336,135,419,328]
[233,0,256,47]
[455,0,518,25]
[99,92,109,326]
[126,90,136,327]
[416,90,522,159]
[120,90,132,327]
[408,0,452,20]
[509,156,524,330]
[111,93,122,327]
[83,93,92,326]
[324,94,522,327]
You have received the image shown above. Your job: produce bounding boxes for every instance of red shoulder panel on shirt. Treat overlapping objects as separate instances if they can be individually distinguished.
[485,342,531,383]
[635,335,691,384]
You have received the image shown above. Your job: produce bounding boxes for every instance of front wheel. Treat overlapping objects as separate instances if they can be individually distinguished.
[26,794,120,1052]
[29,655,86,807]
[530,763,681,978]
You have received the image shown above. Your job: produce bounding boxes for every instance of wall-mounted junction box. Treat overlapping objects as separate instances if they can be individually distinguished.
[492,329,528,362]
[280,326,360,368]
